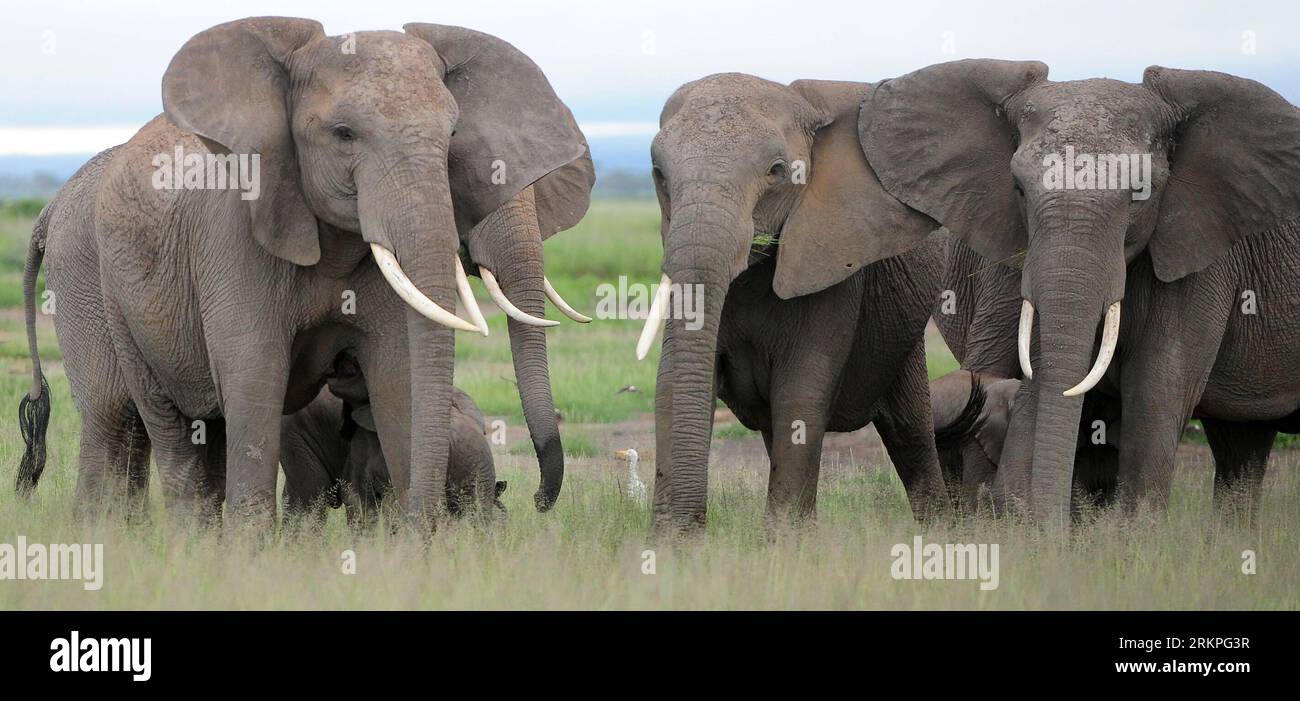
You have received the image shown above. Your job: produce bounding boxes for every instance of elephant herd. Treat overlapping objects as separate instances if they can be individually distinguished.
[15,16,1300,538]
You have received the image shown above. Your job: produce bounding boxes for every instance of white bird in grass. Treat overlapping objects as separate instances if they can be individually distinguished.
[614,448,647,505]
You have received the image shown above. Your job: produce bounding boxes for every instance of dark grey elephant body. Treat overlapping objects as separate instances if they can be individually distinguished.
[646,74,947,531]
[701,245,945,521]
[17,18,593,531]
[857,60,1300,524]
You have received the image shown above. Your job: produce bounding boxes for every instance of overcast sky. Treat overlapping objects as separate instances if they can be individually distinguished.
[2,0,1299,154]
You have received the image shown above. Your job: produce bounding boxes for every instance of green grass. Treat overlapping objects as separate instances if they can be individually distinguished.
[0,198,1296,610]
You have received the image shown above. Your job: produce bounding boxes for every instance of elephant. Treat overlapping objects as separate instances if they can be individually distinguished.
[931,370,1119,511]
[16,17,593,531]
[836,59,1300,525]
[280,353,505,531]
[640,73,949,533]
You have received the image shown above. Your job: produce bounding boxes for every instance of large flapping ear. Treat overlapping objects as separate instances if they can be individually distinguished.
[403,24,592,238]
[1144,67,1300,281]
[772,80,940,298]
[860,59,1047,265]
[162,17,325,266]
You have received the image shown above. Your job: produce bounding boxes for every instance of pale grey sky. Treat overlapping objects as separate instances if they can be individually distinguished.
[2,0,1298,156]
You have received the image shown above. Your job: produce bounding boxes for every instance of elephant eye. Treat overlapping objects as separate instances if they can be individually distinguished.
[767,160,788,179]
[332,125,357,142]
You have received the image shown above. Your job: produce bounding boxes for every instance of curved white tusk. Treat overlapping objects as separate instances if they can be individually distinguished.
[370,244,480,333]
[479,267,560,328]
[544,276,592,323]
[1063,301,1121,397]
[635,274,672,361]
[455,258,489,337]
[1018,299,1035,380]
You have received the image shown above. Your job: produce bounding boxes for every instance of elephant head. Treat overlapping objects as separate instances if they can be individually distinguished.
[641,74,937,531]
[162,18,590,523]
[858,59,1300,523]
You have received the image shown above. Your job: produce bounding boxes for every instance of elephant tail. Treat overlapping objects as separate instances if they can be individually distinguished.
[17,204,53,497]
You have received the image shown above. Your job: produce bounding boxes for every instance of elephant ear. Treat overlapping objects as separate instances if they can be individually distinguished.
[1144,67,1300,282]
[161,17,325,266]
[772,80,940,299]
[860,59,1047,265]
[403,24,592,238]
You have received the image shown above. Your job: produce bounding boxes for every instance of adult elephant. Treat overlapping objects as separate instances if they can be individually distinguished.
[850,59,1300,525]
[639,74,948,533]
[17,18,592,530]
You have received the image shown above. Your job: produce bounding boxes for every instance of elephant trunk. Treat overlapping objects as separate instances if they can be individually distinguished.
[1015,196,1127,526]
[359,156,463,530]
[466,186,565,511]
[655,193,751,533]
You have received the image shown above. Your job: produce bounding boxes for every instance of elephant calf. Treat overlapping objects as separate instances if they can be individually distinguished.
[280,354,505,531]
[931,370,1118,513]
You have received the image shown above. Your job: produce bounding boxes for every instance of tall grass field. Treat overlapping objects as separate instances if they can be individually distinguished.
[0,198,1295,609]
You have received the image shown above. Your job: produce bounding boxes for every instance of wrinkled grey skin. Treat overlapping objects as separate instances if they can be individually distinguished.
[280,358,505,531]
[649,74,948,533]
[859,59,1300,525]
[17,18,591,531]
[931,370,1118,512]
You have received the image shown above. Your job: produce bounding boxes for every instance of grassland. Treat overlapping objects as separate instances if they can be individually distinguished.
[0,198,1295,610]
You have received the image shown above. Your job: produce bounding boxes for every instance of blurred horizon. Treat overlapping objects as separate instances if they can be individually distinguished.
[3,0,1300,197]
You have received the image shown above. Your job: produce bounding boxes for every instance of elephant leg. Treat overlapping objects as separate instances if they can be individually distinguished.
[211,342,290,532]
[1203,418,1274,526]
[766,375,831,524]
[122,409,153,524]
[70,399,141,522]
[198,417,228,527]
[1117,320,1224,513]
[873,341,949,522]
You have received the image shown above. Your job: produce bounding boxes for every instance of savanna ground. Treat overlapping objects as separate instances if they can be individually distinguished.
[0,198,1295,609]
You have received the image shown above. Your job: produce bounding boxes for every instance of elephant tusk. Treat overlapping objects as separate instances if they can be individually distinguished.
[635,274,672,361]
[455,258,489,337]
[370,244,480,333]
[479,266,560,328]
[1018,299,1034,380]
[1063,301,1121,397]
[544,276,592,323]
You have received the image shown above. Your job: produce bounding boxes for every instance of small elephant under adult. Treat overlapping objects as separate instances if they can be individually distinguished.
[930,370,1118,514]
[280,355,505,531]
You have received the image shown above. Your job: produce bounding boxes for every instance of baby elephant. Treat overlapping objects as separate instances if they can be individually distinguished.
[280,355,505,531]
[931,370,1118,513]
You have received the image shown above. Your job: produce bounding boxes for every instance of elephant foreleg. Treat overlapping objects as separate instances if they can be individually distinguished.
[765,371,833,525]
